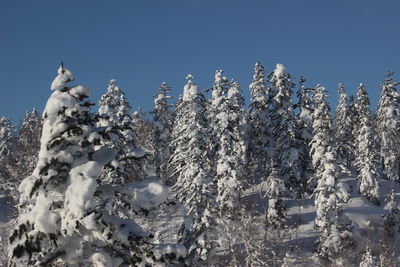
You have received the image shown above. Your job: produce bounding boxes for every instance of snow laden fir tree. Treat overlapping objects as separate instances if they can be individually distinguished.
[8,64,182,266]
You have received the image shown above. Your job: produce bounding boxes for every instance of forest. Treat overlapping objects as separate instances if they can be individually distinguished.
[0,61,399,266]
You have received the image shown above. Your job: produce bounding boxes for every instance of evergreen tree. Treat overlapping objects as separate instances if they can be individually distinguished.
[170,75,217,265]
[9,64,159,266]
[335,83,355,166]
[269,64,303,197]
[153,82,174,184]
[312,86,354,262]
[97,79,146,184]
[354,84,380,204]
[247,62,273,177]
[359,245,379,267]
[0,117,16,179]
[133,108,155,154]
[375,72,400,181]
[383,189,400,236]
[214,80,247,213]
[15,109,42,180]
[295,77,315,194]
[266,160,287,228]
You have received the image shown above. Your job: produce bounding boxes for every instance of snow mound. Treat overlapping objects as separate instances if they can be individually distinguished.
[121,181,168,211]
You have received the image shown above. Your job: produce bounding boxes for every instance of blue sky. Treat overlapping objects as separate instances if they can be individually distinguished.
[0,0,399,123]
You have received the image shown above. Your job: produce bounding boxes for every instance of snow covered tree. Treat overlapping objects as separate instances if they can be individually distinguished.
[335,83,355,166]
[359,244,379,267]
[15,109,42,180]
[295,77,315,195]
[153,82,174,184]
[0,117,16,179]
[170,75,217,265]
[266,160,287,228]
[269,64,304,197]
[97,79,146,184]
[212,80,247,213]
[383,189,400,236]
[8,64,161,266]
[354,84,380,204]
[247,62,273,178]
[375,72,400,181]
[312,86,354,262]
[133,108,155,154]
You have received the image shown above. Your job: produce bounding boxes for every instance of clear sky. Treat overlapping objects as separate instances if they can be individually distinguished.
[0,0,399,123]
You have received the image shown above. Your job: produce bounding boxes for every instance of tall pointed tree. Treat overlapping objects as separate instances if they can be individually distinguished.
[269,64,303,197]
[97,79,145,184]
[247,62,273,178]
[354,83,380,204]
[153,82,174,184]
[335,83,355,166]
[9,64,157,266]
[170,75,217,265]
[375,72,400,181]
[311,86,354,262]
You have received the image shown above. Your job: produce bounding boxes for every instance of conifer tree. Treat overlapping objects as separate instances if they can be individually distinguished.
[9,64,160,266]
[335,83,355,166]
[247,62,273,177]
[359,245,379,267]
[97,79,146,184]
[170,75,217,265]
[375,72,400,181]
[0,117,16,179]
[214,80,247,213]
[269,64,303,197]
[354,84,380,204]
[383,189,400,236]
[16,109,42,180]
[153,82,174,184]
[266,159,287,228]
[312,86,354,262]
[295,77,315,194]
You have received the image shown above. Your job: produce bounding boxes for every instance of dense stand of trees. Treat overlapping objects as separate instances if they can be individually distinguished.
[0,62,399,266]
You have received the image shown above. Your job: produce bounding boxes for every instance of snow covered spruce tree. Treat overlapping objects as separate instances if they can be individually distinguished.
[8,64,163,266]
[97,79,146,184]
[269,64,304,197]
[354,83,380,204]
[295,77,315,194]
[247,61,273,178]
[375,71,400,181]
[133,108,155,154]
[170,75,217,265]
[0,117,16,179]
[311,85,354,262]
[15,109,42,180]
[335,83,355,167]
[153,82,174,184]
[359,244,379,267]
[266,159,287,228]
[383,189,400,236]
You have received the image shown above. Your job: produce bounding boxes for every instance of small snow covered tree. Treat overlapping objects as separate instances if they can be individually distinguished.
[269,64,303,197]
[359,244,379,267]
[266,160,287,228]
[170,75,217,265]
[335,83,355,166]
[0,117,16,179]
[295,77,315,195]
[133,108,155,154]
[383,189,400,236]
[8,64,160,266]
[312,86,354,262]
[15,109,42,180]
[247,61,273,177]
[354,83,380,204]
[97,79,146,184]
[375,72,400,181]
[153,82,174,184]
